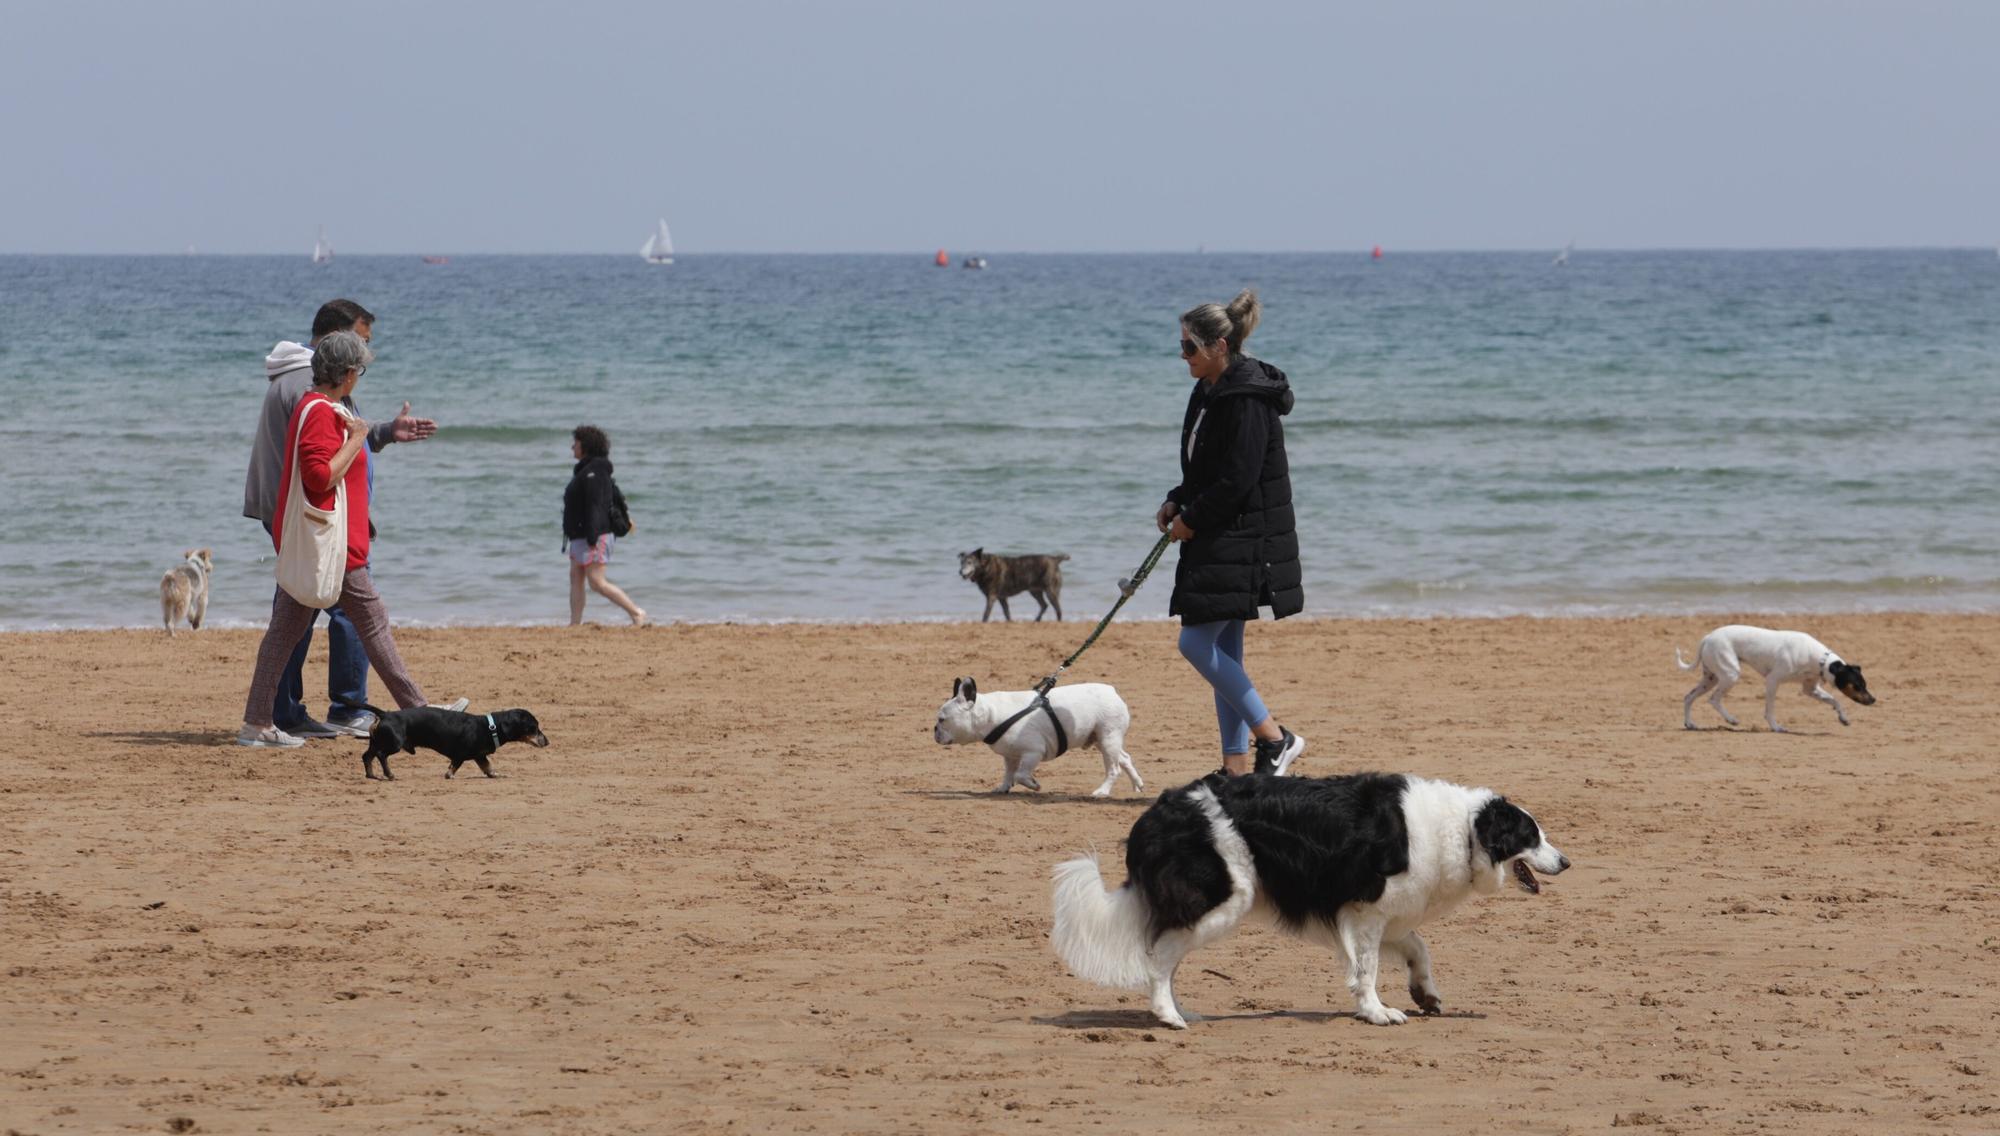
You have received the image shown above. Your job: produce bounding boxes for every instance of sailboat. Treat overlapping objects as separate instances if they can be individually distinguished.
[641,218,674,265]
[1552,240,1572,267]
[312,226,332,264]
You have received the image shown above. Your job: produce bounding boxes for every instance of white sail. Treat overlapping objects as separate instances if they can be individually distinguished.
[1552,240,1572,267]
[641,218,673,264]
[312,226,332,264]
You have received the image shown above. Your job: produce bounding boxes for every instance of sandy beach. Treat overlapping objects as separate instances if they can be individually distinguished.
[2,613,1996,1134]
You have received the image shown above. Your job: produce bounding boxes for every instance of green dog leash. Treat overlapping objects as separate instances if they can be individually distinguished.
[1032,531,1173,696]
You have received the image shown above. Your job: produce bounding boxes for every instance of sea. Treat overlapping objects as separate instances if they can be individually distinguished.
[1,250,1996,630]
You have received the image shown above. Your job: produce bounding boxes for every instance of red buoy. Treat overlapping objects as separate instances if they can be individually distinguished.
[935,248,950,267]
[1371,244,1383,260]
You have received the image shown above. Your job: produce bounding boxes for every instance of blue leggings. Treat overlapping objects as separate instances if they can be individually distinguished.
[1178,620,1270,756]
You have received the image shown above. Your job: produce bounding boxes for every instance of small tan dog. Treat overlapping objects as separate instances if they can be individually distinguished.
[159,549,212,636]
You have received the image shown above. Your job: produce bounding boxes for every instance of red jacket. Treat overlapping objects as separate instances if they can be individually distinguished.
[273,391,371,572]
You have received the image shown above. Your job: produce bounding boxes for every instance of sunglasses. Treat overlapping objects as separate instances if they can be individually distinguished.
[1180,338,1200,358]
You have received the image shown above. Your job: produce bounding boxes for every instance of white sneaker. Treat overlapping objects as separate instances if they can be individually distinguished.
[433,697,470,713]
[324,711,376,737]
[1253,727,1306,776]
[237,724,304,749]
[1273,729,1306,776]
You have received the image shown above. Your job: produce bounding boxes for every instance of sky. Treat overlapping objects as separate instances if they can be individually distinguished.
[2,0,1996,254]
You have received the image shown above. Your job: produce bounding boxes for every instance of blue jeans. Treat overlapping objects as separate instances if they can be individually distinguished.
[1178,620,1269,756]
[261,521,370,726]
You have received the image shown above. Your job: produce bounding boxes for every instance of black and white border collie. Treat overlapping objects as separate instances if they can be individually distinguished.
[1051,772,1570,1029]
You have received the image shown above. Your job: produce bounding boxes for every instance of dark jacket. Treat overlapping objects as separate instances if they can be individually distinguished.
[1165,356,1303,624]
[562,456,620,544]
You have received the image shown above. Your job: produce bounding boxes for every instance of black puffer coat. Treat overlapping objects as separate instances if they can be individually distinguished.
[562,456,617,545]
[1165,356,1303,624]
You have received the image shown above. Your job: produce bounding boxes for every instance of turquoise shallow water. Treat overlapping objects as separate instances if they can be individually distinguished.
[1,250,1996,629]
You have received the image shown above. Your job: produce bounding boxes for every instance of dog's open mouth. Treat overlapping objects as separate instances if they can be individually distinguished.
[1512,859,1541,894]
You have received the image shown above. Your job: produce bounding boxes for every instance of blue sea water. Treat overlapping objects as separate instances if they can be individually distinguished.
[1,250,1996,630]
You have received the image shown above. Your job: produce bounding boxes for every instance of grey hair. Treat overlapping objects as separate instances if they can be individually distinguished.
[311,329,374,387]
[1181,288,1263,354]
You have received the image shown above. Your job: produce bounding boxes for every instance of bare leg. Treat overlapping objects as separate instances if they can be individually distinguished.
[584,563,645,626]
[568,561,587,626]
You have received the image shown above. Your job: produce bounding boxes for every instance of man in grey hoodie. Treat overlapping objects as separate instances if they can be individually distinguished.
[243,298,439,738]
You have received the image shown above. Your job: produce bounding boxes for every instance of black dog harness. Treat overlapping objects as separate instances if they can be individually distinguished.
[983,693,1069,757]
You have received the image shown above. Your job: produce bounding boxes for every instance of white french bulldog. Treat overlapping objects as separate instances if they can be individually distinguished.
[934,677,1145,797]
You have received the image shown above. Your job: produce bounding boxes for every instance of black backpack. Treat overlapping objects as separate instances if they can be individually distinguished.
[607,482,632,538]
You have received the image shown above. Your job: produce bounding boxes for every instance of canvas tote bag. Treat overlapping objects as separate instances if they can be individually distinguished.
[274,397,350,608]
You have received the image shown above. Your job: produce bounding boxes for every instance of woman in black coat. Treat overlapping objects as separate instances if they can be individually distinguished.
[1156,290,1305,778]
[563,424,647,627]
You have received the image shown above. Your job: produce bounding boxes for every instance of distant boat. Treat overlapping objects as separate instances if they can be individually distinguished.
[312,226,332,264]
[641,218,674,265]
[421,255,450,265]
[1553,240,1573,267]
[962,256,988,269]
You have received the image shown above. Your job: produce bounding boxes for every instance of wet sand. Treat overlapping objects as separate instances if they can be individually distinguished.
[2,614,1996,1133]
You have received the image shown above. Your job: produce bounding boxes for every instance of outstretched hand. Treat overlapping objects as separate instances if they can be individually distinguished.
[391,401,438,443]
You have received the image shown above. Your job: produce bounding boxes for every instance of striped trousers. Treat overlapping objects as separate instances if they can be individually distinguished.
[244,567,428,729]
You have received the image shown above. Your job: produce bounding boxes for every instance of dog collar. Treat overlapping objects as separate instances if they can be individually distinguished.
[485,713,499,751]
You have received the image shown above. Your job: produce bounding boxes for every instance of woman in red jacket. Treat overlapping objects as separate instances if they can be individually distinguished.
[236,331,458,748]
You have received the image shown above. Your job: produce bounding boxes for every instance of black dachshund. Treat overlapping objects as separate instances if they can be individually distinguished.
[356,704,549,781]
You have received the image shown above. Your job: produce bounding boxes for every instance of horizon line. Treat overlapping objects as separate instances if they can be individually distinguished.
[5,244,1998,258]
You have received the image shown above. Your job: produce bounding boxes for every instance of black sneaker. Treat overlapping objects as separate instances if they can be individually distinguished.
[280,717,343,740]
[1253,727,1306,776]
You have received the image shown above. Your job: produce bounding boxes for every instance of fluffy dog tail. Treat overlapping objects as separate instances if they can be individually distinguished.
[1674,646,1698,671]
[1050,853,1152,990]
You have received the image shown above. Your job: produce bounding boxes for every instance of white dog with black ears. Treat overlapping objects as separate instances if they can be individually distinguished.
[1676,624,1875,732]
[933,677,1145,797]
[1051,771,1569,1029]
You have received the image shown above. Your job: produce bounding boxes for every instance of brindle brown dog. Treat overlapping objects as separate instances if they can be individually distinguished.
[957,548,1068,622]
